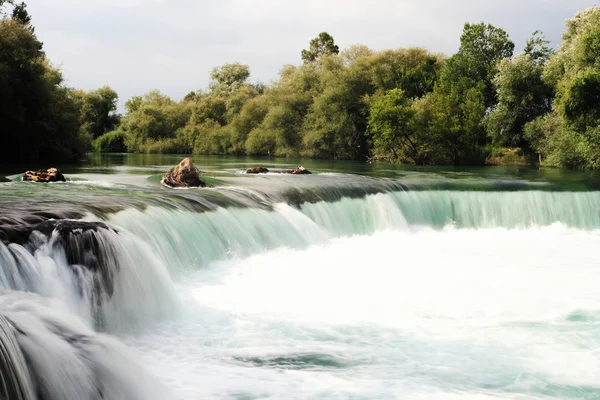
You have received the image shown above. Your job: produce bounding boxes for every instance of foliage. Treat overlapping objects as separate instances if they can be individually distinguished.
[73,86,120,139]
[209,63,251,96]
[301,32,339,63]
[417,84,488,165]
[8,5,600,170]
[486,52,554,148]
[92,130,127,152]
[524,30,554,64]
[442,22,514,108]
[540,7,600,168]
[523,112,592,168]
[0,18,88,163]
[367,89,425,164]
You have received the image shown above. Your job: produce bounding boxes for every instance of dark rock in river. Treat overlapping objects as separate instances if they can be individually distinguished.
[246,167,269,174]
[40,220,118,299]
[23,168,66,183]
[0,219,119,305]
[290,166,311,175]
[162,157,206,188]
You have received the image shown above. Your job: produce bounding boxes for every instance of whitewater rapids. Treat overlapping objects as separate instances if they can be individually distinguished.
[3,162,600,399]
[127,224,600,399]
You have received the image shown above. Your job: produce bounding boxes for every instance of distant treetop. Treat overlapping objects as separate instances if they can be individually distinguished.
[301,32,339,63]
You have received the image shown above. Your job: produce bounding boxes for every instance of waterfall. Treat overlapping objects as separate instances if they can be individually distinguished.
[1,180,600,399]
[0,220,178,332]
[103,190,600,275]
[0,292,172,400]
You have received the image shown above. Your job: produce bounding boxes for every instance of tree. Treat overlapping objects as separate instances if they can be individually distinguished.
[74,86,120,139]
[442,22,514,108]
[120,91,192,152]
[368,48,444,99]
[0,18,88,163]
[541,7,600,168]
[301,32,339,63]
[209,63,250,95]
[302,54,372,159]
[341,44,373,64]
[367,89,428,164]
[486,53,554,149]
[524,30,553,64]
[11,2,31,27]
[250,63,320,157]
[415,84,488,165]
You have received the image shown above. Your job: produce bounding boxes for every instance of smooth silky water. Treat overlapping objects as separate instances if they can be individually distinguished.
[1,154,600,399]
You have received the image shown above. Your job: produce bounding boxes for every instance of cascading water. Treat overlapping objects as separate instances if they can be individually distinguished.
[1,160,600,400]
[0,292,172,400]
[0,221,178,331]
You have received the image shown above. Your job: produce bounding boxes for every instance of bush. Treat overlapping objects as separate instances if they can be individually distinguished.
[93,131,128,152]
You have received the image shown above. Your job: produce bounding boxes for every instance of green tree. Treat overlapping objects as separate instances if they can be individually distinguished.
[74,86,120,139]
[542,7,600,168]
[11,2,31,27]
[523,112,593,168]
[248,63,320,156]
[120,91,192,152]
[368,48,444,99]
[524,30,553,64]
[302,54,371,159]
[416,84,488,165]
[301,32,339,63]
[367,89,431,164]
[0,18,88,163]
[209,63,250,95]
[442,22,514,108]
[486,53,554,149]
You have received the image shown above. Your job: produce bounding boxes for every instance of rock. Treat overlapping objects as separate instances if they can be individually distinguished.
[162,157,206,188]
[246,167,269,174]
[290,166,311,175]
[23,168,66,183]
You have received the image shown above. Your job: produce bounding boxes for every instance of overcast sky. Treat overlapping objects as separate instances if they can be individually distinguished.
[25,0,599,108]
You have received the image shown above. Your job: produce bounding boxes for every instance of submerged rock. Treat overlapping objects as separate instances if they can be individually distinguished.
[290,166,311,175]
[248,166,312,175]
[246,167,269,174]
[23,168,65,183]
[162,157,206,188]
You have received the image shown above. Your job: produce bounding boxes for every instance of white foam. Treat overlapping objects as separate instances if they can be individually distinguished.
[128,226,600,399]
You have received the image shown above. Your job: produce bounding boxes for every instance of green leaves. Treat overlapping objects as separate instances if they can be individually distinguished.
[367,89,418,163]
[442,22,514,108]
[486,54,553,148]
[0,18,86,163]
[209,63,251,95]
[301,32,339,64]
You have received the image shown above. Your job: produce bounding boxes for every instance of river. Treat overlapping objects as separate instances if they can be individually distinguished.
[1,154,599,399]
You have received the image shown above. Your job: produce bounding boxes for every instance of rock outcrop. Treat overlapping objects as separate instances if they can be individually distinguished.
[162,157,206,188]
[246,167,269,174]
[23,168,66,183]
[290,166,311,174]
[245,166,311,175]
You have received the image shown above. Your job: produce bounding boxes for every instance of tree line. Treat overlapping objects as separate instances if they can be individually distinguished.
[2,2,600,168]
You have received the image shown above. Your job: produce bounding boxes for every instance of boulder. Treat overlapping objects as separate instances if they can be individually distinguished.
[162,157,206,188]
[290,166,311,175]
[246,167,269,174]
[23,168,66,183]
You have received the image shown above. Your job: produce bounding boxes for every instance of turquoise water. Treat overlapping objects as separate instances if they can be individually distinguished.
[1,154,600,399]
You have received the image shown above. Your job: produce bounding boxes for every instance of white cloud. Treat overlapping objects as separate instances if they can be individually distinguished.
[24,0,600,109]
